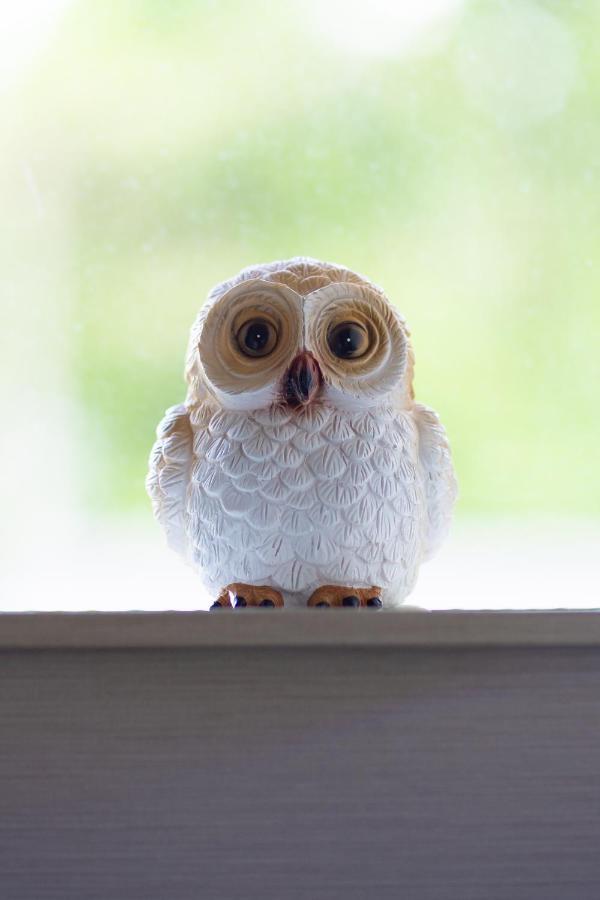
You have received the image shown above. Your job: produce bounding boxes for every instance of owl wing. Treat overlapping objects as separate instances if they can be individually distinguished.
[412,403,458,561]
[146,403,194,557]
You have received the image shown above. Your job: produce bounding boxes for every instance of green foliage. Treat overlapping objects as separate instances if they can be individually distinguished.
[7,0,600,514]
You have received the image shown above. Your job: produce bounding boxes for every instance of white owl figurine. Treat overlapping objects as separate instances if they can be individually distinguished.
[147,258,457,610]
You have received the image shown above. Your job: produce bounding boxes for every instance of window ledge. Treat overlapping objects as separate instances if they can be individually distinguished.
[1,609,599,649]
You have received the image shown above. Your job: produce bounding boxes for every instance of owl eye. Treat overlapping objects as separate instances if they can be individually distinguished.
[236,318,278,357]
[327,321,370,359]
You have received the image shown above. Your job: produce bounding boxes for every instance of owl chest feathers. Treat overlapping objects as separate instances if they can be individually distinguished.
[187,402,424,603]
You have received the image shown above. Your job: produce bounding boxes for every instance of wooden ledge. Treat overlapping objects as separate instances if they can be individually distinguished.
[1,609,599,649]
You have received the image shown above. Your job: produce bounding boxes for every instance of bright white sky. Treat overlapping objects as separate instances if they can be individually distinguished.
[0,0,464,91]
[305,0,463,57]
[0,0,70,89]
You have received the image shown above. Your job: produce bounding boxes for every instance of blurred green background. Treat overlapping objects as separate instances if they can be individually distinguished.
[3,0,600,531]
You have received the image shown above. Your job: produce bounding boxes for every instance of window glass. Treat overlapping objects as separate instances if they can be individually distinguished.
[2,0,598,610]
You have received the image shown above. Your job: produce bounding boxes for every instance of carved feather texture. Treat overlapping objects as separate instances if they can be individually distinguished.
[178,402,431,607]
[413,403,458,560]
[148,257,457,607]
[146,405,193,557]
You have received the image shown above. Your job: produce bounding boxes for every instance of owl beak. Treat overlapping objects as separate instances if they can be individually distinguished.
[283,351,322,408]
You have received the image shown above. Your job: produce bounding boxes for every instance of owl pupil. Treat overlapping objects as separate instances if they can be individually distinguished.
[328,322,368,359]
[340,330,357,352]
[237,317,277,357]
[245,322,269,351]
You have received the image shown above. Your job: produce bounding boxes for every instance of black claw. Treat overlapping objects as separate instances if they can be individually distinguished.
[367,597,383,608]
[315,601,330,607]
[234,595,247,608]
[342,595,361,608]
[259,599,275,607]
[210,602,222,610]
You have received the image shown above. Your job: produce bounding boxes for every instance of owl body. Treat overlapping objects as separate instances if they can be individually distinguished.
[148,258,457,608]
[187,401,423,607]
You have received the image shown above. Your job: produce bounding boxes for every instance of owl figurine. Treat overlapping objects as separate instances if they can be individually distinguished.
[146,258,457,610]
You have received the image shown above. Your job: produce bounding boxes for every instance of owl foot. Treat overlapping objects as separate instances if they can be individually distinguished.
[210,583,284,610]
[307,585,383,609]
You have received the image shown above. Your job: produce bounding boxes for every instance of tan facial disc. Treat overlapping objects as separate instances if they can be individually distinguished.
[198,279,303,396]
[304,282,407,397]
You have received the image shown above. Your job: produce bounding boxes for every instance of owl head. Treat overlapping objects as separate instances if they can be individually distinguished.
[185,258,414,412]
